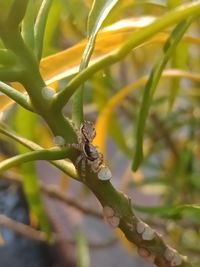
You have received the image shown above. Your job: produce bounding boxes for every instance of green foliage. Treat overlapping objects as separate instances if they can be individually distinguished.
[1,0,200,265]
[132,18,194,171]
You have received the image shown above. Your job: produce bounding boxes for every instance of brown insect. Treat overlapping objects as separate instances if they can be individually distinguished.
[72,121,103,175]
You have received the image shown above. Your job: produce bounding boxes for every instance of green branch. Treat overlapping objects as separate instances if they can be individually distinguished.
[0,82,33,111]
[0,123,78,179]
[83,169,194,267]
[1,21,76,143]
[52,1,200,110]
[0,147,72,173]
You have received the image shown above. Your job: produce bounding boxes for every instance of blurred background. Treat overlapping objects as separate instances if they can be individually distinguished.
[0,0,200,266]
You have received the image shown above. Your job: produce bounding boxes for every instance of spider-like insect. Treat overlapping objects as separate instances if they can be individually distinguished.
[72,121,103,176]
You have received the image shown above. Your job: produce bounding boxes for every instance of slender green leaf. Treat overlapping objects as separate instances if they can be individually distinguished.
[42,0,63,56]
[132,18,194,171]
[21,0,35,49]
[76,228,90,267]
[87,0,118,38]
[72,0,118,126]
[34,0,53,61]
[168,40,188,110]
[109,114,133,158]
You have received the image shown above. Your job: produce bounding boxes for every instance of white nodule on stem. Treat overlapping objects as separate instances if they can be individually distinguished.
[136,221,147,234]
[171,254,182,266]
[137,247,151,258]
[142,226,155,241]
[126,222,133,231]
[147,253,155,263]
[137,247,155,263]
[42,86,55,100]
[103,206,120,228]
[164,248,175,261]
[103,206,115,217]
[98,166,112,181]
[106,216,120,228]
[53,135,65,146]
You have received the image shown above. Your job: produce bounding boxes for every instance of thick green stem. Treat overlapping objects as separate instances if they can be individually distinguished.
[0,82,33,111]
[85,173,193,267]
[0,147,72,173]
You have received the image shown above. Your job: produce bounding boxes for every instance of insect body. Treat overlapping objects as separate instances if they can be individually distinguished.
[72,121,103,176]
[80,121,96,143]
[83,142,99,161]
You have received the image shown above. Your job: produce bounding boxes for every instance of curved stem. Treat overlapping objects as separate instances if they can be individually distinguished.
[0,123,78,179]
[0,147,72,173]
[0,82,33,111]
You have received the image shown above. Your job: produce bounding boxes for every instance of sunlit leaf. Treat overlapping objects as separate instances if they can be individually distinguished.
[40,17,156,84]
[1,17,200,112]
[39,21,200,85]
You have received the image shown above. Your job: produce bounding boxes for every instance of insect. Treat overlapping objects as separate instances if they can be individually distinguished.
[72,121,104,176]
